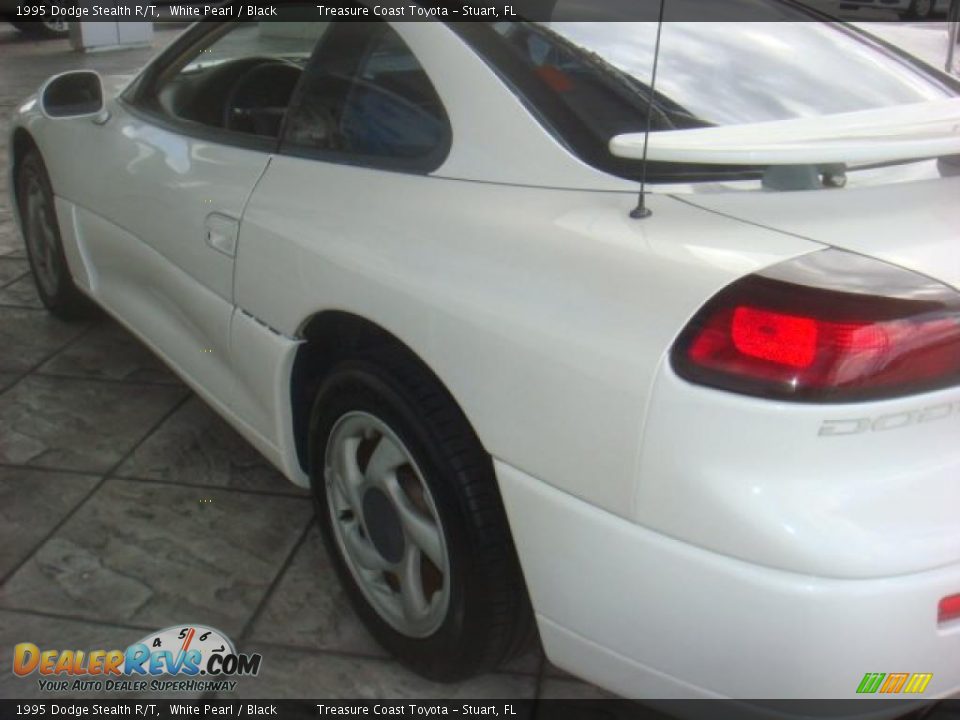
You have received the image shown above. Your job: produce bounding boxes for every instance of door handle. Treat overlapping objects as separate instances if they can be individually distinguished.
[204,213,239,258]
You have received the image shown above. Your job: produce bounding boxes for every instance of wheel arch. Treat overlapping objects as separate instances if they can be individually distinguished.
[289,310,488,475]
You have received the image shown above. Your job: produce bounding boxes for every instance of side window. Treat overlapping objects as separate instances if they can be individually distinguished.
[142,19,330,141]
[282,22,450,169]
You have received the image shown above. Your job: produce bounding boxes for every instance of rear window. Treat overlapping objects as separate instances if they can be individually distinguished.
[453,14,958,182]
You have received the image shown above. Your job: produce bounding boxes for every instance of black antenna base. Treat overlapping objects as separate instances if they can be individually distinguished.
[629,195,652,219]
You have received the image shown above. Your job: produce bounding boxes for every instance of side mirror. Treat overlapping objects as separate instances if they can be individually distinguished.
[40,71,104,119]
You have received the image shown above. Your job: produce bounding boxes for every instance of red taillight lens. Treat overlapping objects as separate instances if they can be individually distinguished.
[673,250,960,402]
[729,307,818,368]
[939,594,960,625]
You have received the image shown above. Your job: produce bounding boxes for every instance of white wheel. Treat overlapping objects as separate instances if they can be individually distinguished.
[324,411,451,638]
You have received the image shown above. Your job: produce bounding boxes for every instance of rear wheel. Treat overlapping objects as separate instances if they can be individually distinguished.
[10,17,70,39]
[309,349,533,681]
[16,150,93,320]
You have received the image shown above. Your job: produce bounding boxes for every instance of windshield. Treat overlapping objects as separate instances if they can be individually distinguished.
[454,15,958,182]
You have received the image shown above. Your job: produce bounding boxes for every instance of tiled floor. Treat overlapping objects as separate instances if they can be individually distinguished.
[0,24,611,703]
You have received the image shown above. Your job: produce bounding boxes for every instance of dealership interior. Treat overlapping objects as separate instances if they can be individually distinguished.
[1,5,960,712]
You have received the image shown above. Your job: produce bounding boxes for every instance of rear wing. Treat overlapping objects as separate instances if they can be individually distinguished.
[609,98,960,167]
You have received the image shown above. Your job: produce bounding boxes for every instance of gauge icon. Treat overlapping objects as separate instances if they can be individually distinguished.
[134,624,234,673]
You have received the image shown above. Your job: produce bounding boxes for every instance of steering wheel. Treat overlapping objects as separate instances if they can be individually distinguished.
[223,60,302,138]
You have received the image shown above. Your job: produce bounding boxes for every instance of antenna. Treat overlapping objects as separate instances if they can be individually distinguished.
[630,0,667,220]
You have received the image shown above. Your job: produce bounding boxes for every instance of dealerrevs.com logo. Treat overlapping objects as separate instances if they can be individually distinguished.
[12,624,262,693]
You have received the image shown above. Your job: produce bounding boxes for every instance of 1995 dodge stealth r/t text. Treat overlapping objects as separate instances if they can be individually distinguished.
[8,1,960,702]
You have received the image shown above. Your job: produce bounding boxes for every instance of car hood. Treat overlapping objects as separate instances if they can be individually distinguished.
[677,174,960,291]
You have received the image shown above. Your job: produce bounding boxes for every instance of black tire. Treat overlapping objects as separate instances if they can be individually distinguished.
[10,18,70,39]
[16,150,94,320]
[308,347,533,681]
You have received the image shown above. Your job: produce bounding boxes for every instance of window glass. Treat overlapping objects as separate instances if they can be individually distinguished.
[147,19,330,140]
[283,22,448,166]
[540,21,953,126]
[454,7,958,181]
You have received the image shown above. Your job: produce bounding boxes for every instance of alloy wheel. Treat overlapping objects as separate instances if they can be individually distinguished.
[25,174,61,297]
[43,20,70,34]
[324,411,450,638]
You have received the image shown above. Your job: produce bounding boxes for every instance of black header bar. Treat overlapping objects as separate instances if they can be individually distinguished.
[5,0,954,23]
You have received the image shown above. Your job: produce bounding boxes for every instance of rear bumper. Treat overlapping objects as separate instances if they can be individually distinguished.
[495,460,960,700]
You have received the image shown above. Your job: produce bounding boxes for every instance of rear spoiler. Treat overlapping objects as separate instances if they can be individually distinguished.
[609,98,960,167]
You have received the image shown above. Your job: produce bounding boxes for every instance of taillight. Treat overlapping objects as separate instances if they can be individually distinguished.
[672,249,960,402]
[939,594,960,625]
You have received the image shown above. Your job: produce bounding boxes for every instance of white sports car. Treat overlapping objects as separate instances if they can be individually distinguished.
[8,3,960,703]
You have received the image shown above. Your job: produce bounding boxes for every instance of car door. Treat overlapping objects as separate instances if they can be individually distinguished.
[231,20,452,440]
[67,20,329,403]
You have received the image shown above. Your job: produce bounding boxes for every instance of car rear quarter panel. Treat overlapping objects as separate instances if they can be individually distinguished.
[682,176,960,292]
[636,177,960,578]
[234,161,818,518]
[639,363,960,578]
